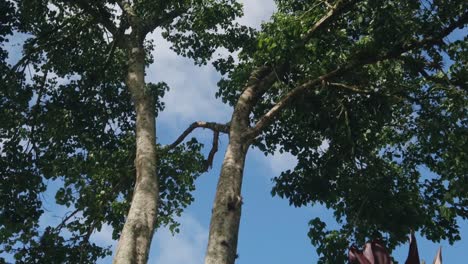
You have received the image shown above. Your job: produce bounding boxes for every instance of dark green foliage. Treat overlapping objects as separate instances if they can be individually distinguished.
[162,0,255,65]
[216,0,467,262]
[1,0,246,262]
[0,58,205,262]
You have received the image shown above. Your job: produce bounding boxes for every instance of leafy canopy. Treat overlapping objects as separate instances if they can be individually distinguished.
[216,0,467,262]
[0,0,249,262]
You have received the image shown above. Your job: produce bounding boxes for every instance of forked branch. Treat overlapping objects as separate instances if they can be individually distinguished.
[166,121,229,150]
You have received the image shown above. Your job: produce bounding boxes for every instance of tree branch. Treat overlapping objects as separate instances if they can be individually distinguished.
[248,68,342,138]
[165,121,229,150]
[329,82,373,94]
[247,11,468,138]
[236,66,278,118]
[115,0,128,15]
[233,0,358,125]
[103,37,119,71]
[298,0,358,46]
[204,131,219,171]
[79,220,97,263]
[54,208,81,232]
[143,9,184,35]
[11,18,72,72]
[70,0,119,35]
[28,70,48,159]
[329,82,415,103]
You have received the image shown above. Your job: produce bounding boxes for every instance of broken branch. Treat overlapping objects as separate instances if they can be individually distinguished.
[204,131,220,171]
[165,121,229,151]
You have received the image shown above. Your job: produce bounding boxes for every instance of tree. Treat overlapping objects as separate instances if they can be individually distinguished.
[197,0,468,263]
[1,0,249,263]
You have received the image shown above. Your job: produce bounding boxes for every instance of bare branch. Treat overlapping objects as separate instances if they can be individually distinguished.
[103,38,119,71]
[204,131,220,171]
[298,0,358,46]
[54,208,81,232]
[79,220,97,263]
[165,121,229,150]
[322,1,334,10]
[11,55,31,73]
[329,82,373,94]
[247,12,468,138]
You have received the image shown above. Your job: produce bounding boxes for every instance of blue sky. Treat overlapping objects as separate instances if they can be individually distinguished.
[2,0,467,263]
[141,1,468,263]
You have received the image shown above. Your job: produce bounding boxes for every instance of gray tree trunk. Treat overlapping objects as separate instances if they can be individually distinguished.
[204,69,274,264]
[204,135,248,264]
[113,38,159,264]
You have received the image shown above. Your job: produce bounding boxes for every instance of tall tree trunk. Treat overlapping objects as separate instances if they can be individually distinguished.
[204,132,248,264]
[204,71,272,264]
[113,38,159,264]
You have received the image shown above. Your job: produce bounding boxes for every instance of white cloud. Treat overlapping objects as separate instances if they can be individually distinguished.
[146,30,232,134]
[38,2,277,261]
[4,32,30,66]
[91,224,117,246]
[93,214,207,264]
[38,179,72,228]
[31,2,277,263]
[268,149,298,177]
[150,214,208,264]
[260,139,330,179]
[237,0,276,29]
[145,0,277,133]
[90,224,118,264]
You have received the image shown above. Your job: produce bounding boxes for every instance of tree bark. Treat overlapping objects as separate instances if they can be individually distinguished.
[204,130,248,264]
[113,38,159,264]
[204,68,275,264]
[202,4,467,264]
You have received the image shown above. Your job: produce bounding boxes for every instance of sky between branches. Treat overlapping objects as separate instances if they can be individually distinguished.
[3,0,467,263]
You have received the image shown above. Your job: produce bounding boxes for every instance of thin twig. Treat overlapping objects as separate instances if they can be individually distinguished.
[54,208,81,232]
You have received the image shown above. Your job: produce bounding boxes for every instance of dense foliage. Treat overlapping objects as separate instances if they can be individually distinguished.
[0,0,248,262]
[216,0,467,262]
[1,0,467,263]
